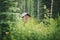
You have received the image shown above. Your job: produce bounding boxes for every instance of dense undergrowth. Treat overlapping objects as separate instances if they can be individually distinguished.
[9,15,59,40]
[0,12,60,40]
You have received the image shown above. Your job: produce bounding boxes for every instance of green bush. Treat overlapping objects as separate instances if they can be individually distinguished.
[9,17,57,40]
[55,16,60,40]
[0,12,59,40]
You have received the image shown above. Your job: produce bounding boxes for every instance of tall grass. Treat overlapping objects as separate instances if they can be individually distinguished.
[9,16,57,40]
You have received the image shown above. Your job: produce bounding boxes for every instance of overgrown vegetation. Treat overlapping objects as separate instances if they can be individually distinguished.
[8,16,57,40]
[0,0,60,40]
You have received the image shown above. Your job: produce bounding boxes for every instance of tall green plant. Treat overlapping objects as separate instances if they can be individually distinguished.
[0,0,20,40]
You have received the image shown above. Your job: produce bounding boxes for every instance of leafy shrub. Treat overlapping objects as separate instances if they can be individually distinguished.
[9,17,57,40]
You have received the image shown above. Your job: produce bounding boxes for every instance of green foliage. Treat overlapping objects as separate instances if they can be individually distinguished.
[0,12,19,40]
[55,15,60,40]
[0,0,60,40]
[9,17,57,40]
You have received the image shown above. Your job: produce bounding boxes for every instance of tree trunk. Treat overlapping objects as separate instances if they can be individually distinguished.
[50,0,53,17]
